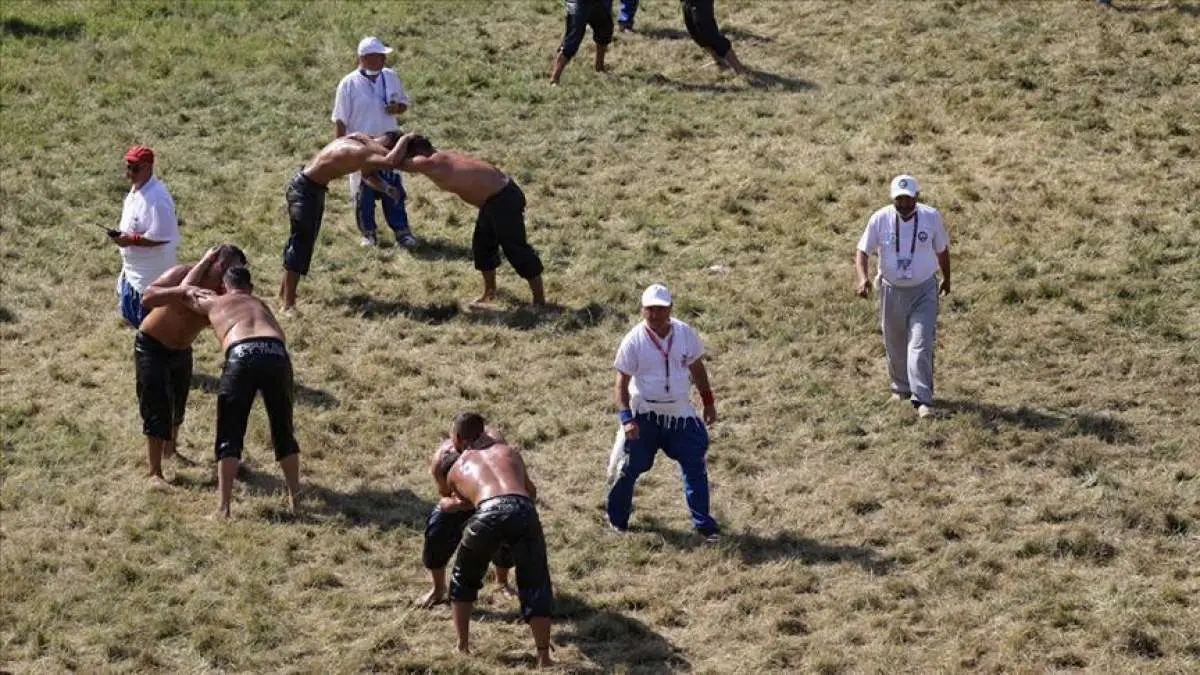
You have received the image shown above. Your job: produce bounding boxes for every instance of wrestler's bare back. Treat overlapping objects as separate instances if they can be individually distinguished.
[302,135,391,186]
[206,293,286,351]
[408,152,508,208]
[447,443,534,506]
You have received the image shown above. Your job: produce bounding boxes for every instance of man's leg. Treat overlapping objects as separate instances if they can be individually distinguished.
[449,514,500,655]
[281,186,324,310]
[492,187,546,306]
[146,436,170,487]
[452,600,474,654]
[263,358,301,513]
[472,210,502,304]
[664,418,718,536]
[618,0,639,30]
[355,176,380,247]
[907,278,940,407]
[214,457,239,519]
[510,507,555,667]
[590,3,614,72]
[605,415,660,530]
[135,333,174,487]
[379,171,416,248]
[551,1,589,85]
[420,507,472,607]
[880,283,912,399]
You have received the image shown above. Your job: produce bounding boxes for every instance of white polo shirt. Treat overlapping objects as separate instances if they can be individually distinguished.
[331,68,409,135]
[118,176,179,292]
[857,203,948,287]
[614,318,705,415]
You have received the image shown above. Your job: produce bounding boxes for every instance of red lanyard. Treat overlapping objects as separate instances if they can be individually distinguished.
[644,326,674,393]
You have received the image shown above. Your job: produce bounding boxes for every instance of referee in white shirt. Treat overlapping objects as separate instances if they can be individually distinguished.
[331,36,417,249]
[855,175,951,418]
[108,145,180,328]
[608,283,720,541]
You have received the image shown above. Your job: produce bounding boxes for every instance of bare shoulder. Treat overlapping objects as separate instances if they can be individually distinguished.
[149,264,192,288]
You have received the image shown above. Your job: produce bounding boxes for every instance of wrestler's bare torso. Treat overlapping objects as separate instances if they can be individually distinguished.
[205,292,286,351]
[140,265,216,350]
[447,442,534,506]
[302,134,394,186]
[405,151,508,208]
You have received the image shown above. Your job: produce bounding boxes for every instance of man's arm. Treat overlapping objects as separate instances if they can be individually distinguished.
[688,359,717,425]
[430,444,455,498]
[361,172,401,201]
[937,246,951,296]
[181,246,220,287]
[855,249,872,298]
[141,265,192,309]
[615,371,639,440]
[519,452,538,503]
[335,121,347,139]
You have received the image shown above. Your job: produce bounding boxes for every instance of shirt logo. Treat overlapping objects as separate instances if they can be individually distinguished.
[917,231,928,242]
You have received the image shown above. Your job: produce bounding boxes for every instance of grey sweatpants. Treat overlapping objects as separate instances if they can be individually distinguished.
[880,276,939,405]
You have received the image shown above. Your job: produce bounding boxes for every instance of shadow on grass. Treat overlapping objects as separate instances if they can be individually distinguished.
[406,236,473,262]
[1,17,84,40]
[477,592,690,673]
[637,518,894,575]
[941,398,1134,445]
[329,293,612,332]
[641,70,816,94]
[0,306,15,323]
[637,25,775,44]
[1109,2,1200,15]
[196,463,435,529]
[190,372,339,409]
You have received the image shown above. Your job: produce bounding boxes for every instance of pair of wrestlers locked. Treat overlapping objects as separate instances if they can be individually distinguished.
[279,129,547,312]
[139,249,555,663]
[134,243,301,518]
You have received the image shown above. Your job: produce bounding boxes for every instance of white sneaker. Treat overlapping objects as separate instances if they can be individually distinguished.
[917,404,935,419]
[890,392,911,403]
[360,235,377,248]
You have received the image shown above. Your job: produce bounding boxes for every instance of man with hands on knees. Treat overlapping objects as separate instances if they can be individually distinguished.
[607,283,721,543]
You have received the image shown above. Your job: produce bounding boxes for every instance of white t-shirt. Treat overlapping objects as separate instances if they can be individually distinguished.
[331,68,409,135]
[119,176,179,292]
[857,203,948,287]
[614,318,705,415]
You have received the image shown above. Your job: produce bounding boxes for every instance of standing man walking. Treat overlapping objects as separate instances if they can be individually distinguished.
[332,36,417,249]
[855,174,951,419]
[109,145,181,328]
[549,0,613,86]
[607,283,720,542]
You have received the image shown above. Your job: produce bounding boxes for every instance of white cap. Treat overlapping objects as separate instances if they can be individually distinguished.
[357,36,393,56]
[890,174,919,199]
[641,284,673,308]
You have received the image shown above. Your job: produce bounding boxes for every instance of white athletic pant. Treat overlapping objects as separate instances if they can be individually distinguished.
[880,276,939,405]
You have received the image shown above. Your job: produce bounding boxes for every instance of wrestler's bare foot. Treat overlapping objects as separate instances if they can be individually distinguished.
[496,583,519,600]
[147,475,173,491]
[456,643,470,656]
[416,588,448,608]
[537,650,554,668]
[468,293,496,308]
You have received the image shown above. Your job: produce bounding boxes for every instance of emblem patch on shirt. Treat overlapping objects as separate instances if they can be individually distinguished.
[917,231,928,242]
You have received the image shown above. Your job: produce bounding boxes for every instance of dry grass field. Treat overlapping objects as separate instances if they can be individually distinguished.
[2,0,1198,672]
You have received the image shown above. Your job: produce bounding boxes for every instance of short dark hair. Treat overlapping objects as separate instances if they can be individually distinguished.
[216,244,248,267]
[453,412,486,445]
[378,130,401,150]
[223,266,252,290]
[405,135,435,159]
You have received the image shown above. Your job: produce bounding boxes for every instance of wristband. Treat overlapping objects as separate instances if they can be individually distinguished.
[618,409,634,425]
[700,390,715,407]
[127,233,143,242]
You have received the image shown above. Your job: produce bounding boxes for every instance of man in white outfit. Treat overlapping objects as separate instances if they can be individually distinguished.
[331,36,417,249]
[855,174,952,418]
[108,144,180,328]
[607,283,720,541]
